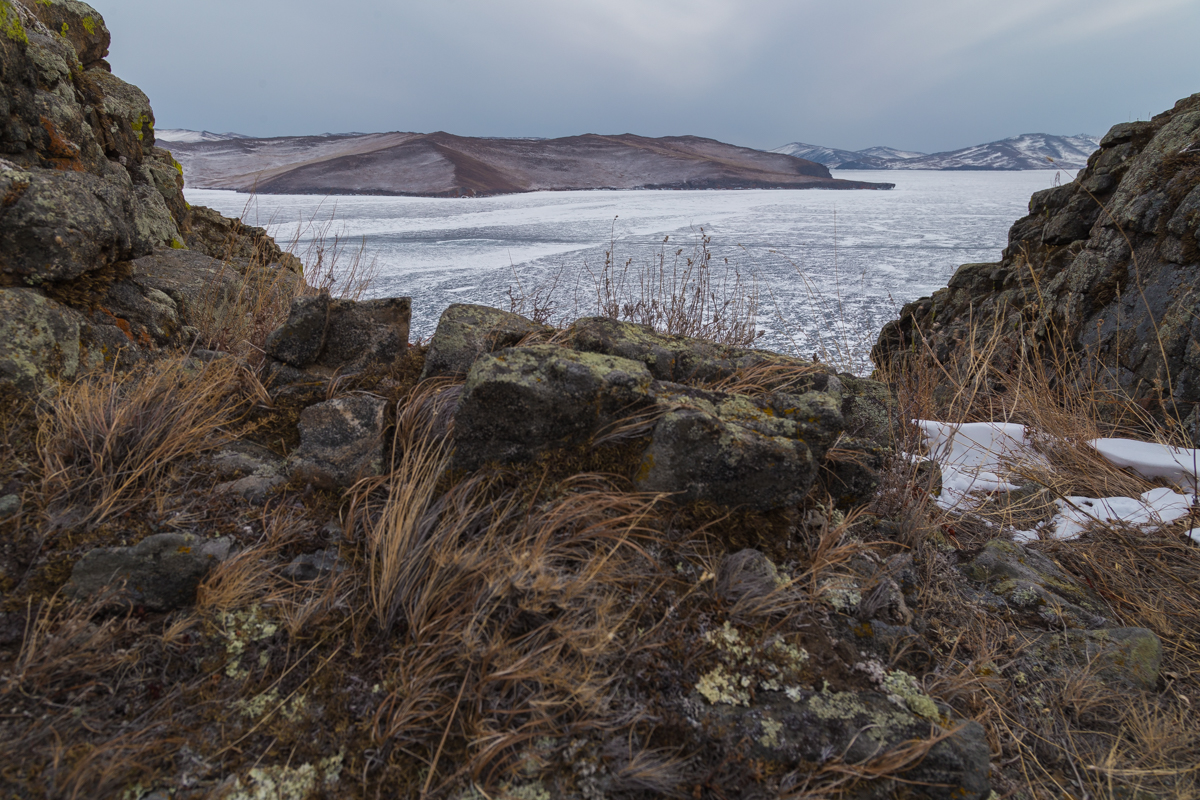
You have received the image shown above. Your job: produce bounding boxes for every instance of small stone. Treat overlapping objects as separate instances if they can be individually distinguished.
[214,475,286,504]
[282,549,347,582]
[67,533,234,611]
[0,494,19,517]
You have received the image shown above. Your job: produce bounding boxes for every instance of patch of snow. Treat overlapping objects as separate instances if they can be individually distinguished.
[1054,487,1195,540]
[917,419,1198,543]
[1188,528,1200,545]
[916,421,1044,510]
[1089,437,1200,491]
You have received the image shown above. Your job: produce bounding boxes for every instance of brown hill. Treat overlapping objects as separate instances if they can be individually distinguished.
[167,131,895,196]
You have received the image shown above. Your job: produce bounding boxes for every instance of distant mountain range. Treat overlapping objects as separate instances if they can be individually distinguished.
[164,131,894,196]
[773,133,1101,171]
[155,129,251,144]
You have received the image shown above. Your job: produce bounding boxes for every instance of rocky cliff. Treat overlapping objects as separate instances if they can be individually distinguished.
[874,93,1200,436]
[0,0,299,393]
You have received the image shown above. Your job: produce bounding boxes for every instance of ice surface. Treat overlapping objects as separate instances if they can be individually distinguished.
[1089,437,1200,491]
[185,171,1068,371]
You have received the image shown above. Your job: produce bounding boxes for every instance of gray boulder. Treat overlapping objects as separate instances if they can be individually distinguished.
[421,303,550,380]
[66,533,233,611]
[0,288,86,393]
[265,295,412,377]
[635,406,814,510]
[288,395,389,489]
[961,539,1109,629]
[453,345,655,471]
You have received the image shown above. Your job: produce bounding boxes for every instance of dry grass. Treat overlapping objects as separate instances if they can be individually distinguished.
[37,356,246,529]
[350,420,669,790]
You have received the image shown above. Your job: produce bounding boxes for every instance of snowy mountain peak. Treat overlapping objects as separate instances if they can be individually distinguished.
[155,129,251,143]
[772,134,1101,170]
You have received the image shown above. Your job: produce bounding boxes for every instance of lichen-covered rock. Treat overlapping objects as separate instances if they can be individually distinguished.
[874,93,1200,437]
[694,689,991,800]
[265,295,412,377]
[635,405,814,510]
[0,287,83,392]
[421,303,551,379]
[453,345,655,471]
[1023,627,1162,691]
[0,165,140,285]
[288,395,389,489]
[66,532,233,611]
[961,539,1108,629]
[28,0,111,69]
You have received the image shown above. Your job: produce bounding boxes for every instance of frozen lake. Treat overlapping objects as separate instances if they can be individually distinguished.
[187,170,1074,372]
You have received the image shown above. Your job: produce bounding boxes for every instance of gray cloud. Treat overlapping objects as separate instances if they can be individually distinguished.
[100,0,1199,152]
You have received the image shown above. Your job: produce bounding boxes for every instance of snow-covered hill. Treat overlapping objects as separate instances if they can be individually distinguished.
[773,134,1100,170]
[155,129,250,143]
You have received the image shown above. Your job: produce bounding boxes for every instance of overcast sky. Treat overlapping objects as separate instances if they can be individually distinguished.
[100,0,1198,153]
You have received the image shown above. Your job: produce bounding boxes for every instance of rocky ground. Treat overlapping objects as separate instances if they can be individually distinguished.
[1,3,1199,799]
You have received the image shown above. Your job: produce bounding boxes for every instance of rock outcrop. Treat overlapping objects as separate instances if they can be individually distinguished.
[874,93,1200,437]
[0,0,300,393]
[435,305,894,510]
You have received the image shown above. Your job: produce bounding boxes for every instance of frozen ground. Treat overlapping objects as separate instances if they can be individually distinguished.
[917,421,1200,544]
[186,170,1074,373]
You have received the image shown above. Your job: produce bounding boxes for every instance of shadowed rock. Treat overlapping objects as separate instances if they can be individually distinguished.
[453,345,655,470]
[265,295,412,377]
[635,406,814,510]
[67,533,233,611]
[288,395,389,489]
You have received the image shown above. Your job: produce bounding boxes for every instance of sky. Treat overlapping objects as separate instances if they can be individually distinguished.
[99,0,1199,154]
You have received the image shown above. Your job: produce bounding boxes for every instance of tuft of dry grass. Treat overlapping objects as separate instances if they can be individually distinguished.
[37,356,246,529]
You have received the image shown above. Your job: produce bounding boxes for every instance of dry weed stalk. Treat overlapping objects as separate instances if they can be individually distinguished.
[195,196,377,358]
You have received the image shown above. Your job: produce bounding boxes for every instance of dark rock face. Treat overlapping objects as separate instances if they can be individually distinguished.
[288,395,389,489]
[66,533,233,611]
[874,92,1200,437]
[453,345,656,471]
[635,406,815,510]
[421,303,551,380]
[265,295,412,377]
